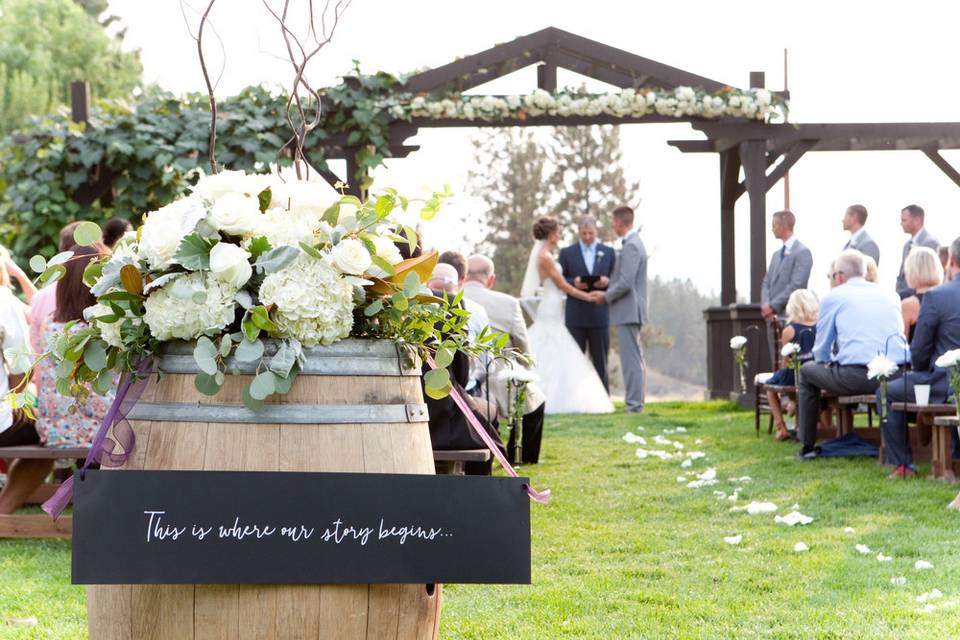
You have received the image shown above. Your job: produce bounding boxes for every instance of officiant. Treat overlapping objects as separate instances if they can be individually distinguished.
[559,215,616,391]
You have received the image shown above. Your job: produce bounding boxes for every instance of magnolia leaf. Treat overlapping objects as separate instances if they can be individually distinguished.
[390,251,438,287]
[29,255,47,273]
[194,372,221,396]
[249,370,276,400]
[83,340,108,372]
[192,336,219,375]
[175,234,215,271]
[255,245,300,274]
[119,264,143,296]
[241,311,260,342]
[269,341,297,378]
[370,254,396,276]
[73,221,102,246]
[235,338,264,363]
[250,305,278,333]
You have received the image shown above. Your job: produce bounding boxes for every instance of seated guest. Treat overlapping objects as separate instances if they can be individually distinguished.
[29,222,80,359]
[797,250,909,460]
[765,289,819,441]
[881,237,960,478]
[428,262,489,344]
[462,254,547,464]
[102,217,133,248]
[0,243,116,514]
[901,246,943,343]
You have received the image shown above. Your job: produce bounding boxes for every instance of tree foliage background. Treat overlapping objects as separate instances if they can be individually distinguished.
[0,0,142,135]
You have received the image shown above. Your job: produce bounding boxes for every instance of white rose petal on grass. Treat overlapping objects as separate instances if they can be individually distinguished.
[208,243,253,289]
[653,435,672,446]
[916,589,943,603]
[680,458,693,469]
[330,238,372,275]
[774,511,813,526]
[876,552,893,562]
[723,534,742,545]
[675,426,687,433]
[844,527,855,534]
[794,542,809,552]
[695,438,704,444]
[676,476,687,483]
[622,432,644,444]
[915,560,934,570]
[891,576,907,586]
[635,448,649,459]
[687,452,706,460]
[855,544,872,555]
[673,442,685,450]
[920,604,937,613]
[745,501,778,515]
[727,492,739,502]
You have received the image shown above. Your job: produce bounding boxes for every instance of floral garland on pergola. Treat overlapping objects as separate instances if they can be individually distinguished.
[383,86,786,123]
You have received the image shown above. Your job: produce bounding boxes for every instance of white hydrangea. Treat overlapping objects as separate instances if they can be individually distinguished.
[257,207,319,248]
[139,196,208,270]
[258,253,354,347]
[83,303,139,349]
[192,169,274,204]
[270,179,339,219]
[143,272,237,341]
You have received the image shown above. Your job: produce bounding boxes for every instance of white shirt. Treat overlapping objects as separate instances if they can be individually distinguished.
[463,297,490,392]
[782,235,798,254]
[0,288,30,431]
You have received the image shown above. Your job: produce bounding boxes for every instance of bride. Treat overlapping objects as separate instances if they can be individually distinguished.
[521,216,614,414]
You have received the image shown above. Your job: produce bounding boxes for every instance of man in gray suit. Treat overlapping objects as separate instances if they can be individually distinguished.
[589,206,647,413]
[843,204,880,265]
[760,210,814,322]
[896,204,939,293]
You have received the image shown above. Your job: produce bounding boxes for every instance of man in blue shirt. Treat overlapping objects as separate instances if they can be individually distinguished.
[797,250,909,459]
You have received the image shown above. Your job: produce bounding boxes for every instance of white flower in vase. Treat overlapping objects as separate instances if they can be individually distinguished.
[256,207,320,248]
[208,192,264,237]
[730,336,748,350]
[143,272,237,341]
[139,196,208,270]
[781,342,801,358]
[84,303,139,349]
[867,354,899,381]
[331,238,372,275]
[934,348,960,369]
[192,169,273,205]
[208,243,253,288]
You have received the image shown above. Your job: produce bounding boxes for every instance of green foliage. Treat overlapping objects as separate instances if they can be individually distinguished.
[0,0,142,135]
[645,276,719,386]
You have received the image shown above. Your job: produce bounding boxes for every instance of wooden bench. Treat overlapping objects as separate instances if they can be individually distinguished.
[933,416,959,483]
[0,445,88,539]
[888,403,955,480]
[754,383,796,436]
[433,449,491,476]
[836,395,877,439]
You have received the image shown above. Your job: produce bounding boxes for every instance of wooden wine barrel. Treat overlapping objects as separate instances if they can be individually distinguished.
[87,339,441,640]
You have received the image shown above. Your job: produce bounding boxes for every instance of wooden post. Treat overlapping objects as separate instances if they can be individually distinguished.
[719,149,740,305]
[70,80,90,124]
[740,140,767,303]
[344,148,364,199]
[537,62,557,93]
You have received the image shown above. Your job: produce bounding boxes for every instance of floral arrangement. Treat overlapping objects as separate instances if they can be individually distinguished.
[386,86,785,123]
[935,349,960,415]
[496,361,540,463]
[867,353,899,420]
[730,335,748,391]
[9,171,508,411]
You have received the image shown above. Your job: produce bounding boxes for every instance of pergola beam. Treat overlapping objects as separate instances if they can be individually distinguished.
[922,145,960,188]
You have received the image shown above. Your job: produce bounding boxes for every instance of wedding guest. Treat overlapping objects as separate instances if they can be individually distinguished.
[102,217,133,248]
[796,250,908,460]
[0,246,33,451]
[558,215,615,391]
[842,204,880,265]
[881,237,960,478]
[764,289,819,441]
[901,247,943,343]
[939,246,950,280]
[864,255,879,283]
[761,210,813,323]
[29,221,80,359]
[462,254,547,463]
[896,204,939,294]
[0,243,116,514]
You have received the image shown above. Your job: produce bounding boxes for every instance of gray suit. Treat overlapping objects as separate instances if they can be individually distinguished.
[760,238,813,316]
[604,231,647,412]
[845,229,880,266]
[896,227,940,291]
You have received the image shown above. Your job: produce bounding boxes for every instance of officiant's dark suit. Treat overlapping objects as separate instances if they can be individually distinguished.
[559,235,616,390]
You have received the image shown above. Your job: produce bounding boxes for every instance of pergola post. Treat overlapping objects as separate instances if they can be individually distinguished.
[740,139,767,303]
[719,148,741,305]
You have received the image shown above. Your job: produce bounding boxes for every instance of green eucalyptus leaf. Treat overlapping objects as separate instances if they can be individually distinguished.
[434,347,454,369]
[391,292,408,311]
[194,372,221,396]
[39,264,66,285]
[269,341,296,377]
[274,367,297,394]
[365,299,383,317]
[73,221,102,246]
[249,370,276,400]
[219,335,233,358]
[234,338,264,363]
[192,336,219,375]
[255,245,300,274]
[93,369,113,395]
[29,255,47,273]
[83,340,108,372]
[242,383,265,411]
[48,251,74,267]
[403,271,420,298]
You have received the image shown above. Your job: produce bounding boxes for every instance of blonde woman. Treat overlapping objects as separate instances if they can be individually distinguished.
[902,247,943,343]
[765,289,819,441]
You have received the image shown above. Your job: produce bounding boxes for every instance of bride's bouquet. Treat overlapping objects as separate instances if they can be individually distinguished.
[11,171,511,411]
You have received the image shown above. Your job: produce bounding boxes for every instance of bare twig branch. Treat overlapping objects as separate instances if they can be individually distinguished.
[196,1,219,174]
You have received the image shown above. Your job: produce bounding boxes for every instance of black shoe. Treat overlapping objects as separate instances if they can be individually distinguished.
[796,446,820,461]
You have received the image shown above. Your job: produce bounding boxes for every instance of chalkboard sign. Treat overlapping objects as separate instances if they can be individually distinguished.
[72,470,530,585]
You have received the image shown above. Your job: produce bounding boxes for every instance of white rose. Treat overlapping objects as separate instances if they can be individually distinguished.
[729,336,748,350]
[372,235,404,265]
[192,170,274,204]
[139,196,208,270]
[209,192,263,237]
[209,242,253,288]
[781,342,801,357]
[331,238,372,275]
[935,348,960,368]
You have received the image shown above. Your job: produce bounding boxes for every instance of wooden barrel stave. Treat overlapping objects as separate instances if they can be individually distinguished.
[88,341,440,639]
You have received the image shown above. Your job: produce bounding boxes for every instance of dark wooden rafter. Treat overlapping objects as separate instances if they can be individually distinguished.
[921,144,960,188]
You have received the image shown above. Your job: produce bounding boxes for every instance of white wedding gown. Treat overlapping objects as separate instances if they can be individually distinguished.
[528,264,614,414]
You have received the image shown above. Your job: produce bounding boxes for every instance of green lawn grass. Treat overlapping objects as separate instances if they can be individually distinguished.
[2,402,959,638]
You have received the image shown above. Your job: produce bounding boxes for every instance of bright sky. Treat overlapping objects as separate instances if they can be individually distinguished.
[108,0,960,299]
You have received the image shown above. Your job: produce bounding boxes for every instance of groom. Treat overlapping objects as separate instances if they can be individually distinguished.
[590,206,647,413]
[559,215,615,390]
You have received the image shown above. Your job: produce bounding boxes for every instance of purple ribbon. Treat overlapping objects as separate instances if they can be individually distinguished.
[42,359,153,520]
